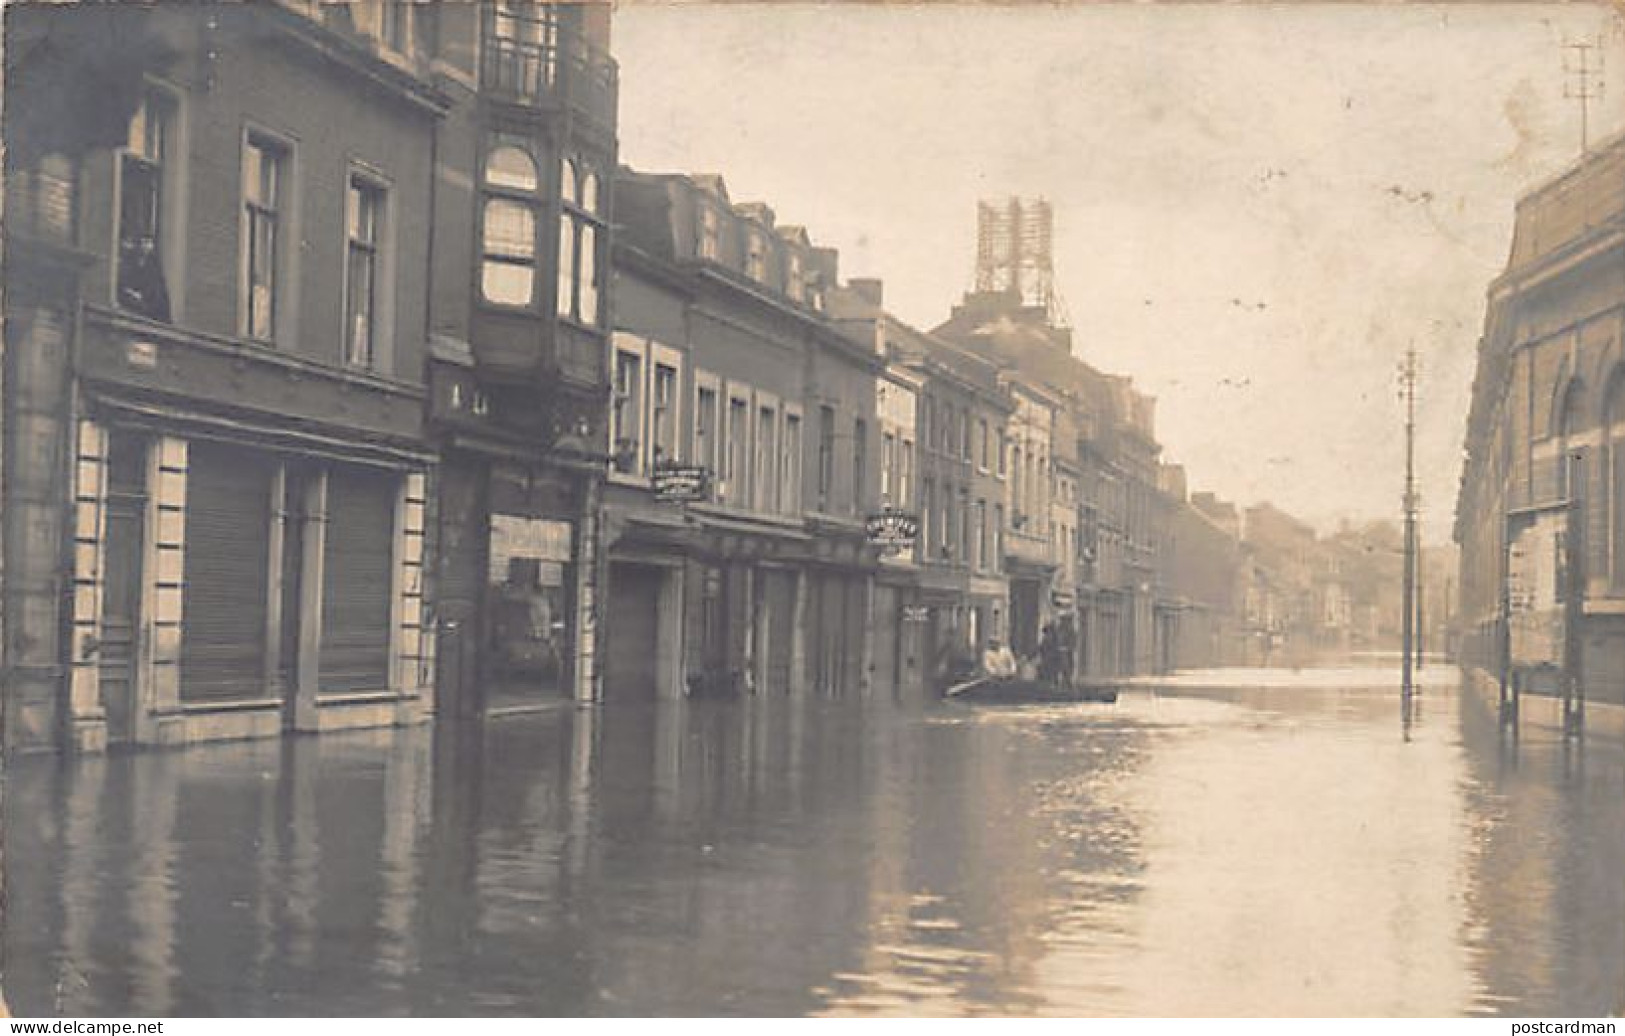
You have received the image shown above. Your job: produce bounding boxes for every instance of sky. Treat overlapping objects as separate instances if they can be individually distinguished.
[612,2,1625,542]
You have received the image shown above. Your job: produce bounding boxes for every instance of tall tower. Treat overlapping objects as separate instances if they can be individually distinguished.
[975,197,1058,320]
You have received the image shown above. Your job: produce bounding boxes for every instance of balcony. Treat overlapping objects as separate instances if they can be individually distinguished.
[479,25,618,132]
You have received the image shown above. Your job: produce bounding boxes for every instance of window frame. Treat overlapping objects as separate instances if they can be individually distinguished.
[480,142,541,309]
[610,339,645,477]
[239,126,295,344]
[343,167,391,371]
[114,81,186,323]
[558,157,606,327]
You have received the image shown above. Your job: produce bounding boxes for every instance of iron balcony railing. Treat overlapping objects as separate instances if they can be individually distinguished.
[480,27,618,129]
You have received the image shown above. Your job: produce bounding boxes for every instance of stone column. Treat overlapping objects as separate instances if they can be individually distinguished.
[789,567,809,695]
[393,469,429,724]
[144,437,187,745]
[290,471,328,732]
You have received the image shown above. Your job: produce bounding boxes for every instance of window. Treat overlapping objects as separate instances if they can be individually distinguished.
[242,135,286,341]
[817,405,836,509]
[960,487,971,564]
[699,206,719,260]
[921,477,935,558]
[960,411,972,461]
[1012,445,1024,518]
[899,438,914,508]
[345,175,384,368]
[481,145,539,306]
[652,363,678,465]
[997,429,1007,476]
[746,231,767,282]
[379,0,411,53]
[787,251,804,302]
[756,406,777,512]
[979,419,990,470]
[696,384,719,495]
[993,504,1004,570]
[881,432,896,503]
[727,396,750,505]
[975,499,987,569]
[853,418,868,514]
[558,159,604,325]
[782,411,803,514]
[611,350,643,474]
[118,88,174,322]
[488,0,559,94]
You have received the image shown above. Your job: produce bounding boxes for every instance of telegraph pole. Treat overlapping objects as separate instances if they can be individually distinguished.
[1563,38,1604,154]
[1415,538,1425,673]
[1400,346,1418,706]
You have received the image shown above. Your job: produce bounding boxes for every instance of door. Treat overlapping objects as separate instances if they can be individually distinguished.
[435,461,487,717]
[604,562,661,701]
[99,434,147,744]
[872,585,899,695]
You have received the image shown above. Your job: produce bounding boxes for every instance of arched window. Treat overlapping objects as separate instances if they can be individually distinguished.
[487,145,538,191]
[1605,367,1625,588]
[481,145,540,306]
[557,157,605,326]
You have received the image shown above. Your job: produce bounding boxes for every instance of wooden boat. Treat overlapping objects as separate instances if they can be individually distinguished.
[943,676,1119,705]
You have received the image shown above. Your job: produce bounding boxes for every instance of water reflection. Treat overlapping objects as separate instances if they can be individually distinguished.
[4,674,1621,1016]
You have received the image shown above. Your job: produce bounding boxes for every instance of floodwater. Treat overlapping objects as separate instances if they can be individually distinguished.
[4,669,1622,1016]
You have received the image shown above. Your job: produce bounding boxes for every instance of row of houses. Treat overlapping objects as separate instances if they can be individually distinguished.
[2,1,1228,754]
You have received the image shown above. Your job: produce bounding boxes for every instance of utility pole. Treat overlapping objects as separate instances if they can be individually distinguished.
[1415,537,1425,673]
[1400,346,1418,707]
[1563,38,1604,154]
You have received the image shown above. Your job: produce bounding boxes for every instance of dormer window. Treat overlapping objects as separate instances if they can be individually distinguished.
[746,230,767,282]
[699,206,719,260]
[786,251,804,302]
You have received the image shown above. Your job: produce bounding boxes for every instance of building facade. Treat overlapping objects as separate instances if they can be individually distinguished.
[1455,131,1625,712]
[603,168,885,701]
[423,0,617,717]
[5,2,449,751]
[2,0,620,750]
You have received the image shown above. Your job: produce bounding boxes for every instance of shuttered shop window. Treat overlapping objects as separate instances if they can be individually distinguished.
[181,443,273,703]
[321,467,396,693]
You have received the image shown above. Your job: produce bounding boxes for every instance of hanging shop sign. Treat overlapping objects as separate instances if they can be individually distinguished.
[901,605,931,623]
[652,462,709,503]
[865,510,920,552]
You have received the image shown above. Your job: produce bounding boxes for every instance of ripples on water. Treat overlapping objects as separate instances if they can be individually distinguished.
[4,671,1621,1016]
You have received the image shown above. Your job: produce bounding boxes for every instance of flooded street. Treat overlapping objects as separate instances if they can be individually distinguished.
[5,669,1622,1017]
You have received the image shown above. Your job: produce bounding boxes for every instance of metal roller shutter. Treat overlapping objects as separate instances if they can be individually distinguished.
[321,466,396,693]
[181,443,273,703]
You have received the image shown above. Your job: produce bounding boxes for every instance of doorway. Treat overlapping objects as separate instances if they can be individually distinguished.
[99,434,147,745]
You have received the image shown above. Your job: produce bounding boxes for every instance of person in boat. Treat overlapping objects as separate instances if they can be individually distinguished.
[981,637,1018,681]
